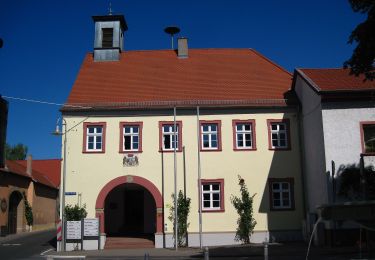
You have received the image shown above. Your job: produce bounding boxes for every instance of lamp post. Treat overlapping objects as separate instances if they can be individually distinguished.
[52,117,67,252]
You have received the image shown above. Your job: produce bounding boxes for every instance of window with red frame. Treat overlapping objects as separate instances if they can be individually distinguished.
[233,120,256,150]
[159,121,182,152]
[361,123,375,153]
[268,178,294,210]
[83,123,106,153]
[268,120,290,150]
[120,122,143,153]
[200,121,221,151]
[201,179,224,212]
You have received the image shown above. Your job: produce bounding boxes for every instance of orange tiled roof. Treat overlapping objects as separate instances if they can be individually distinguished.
[298,68,375,92]
[2,160,60,189]
[16,159,61,187]
[64,49,292,109]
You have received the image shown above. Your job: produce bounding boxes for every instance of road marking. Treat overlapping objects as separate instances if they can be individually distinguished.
[40,248,53,255]
[1,243,21,246]
[44,256,85,259]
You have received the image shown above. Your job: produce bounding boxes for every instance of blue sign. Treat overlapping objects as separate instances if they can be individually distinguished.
[65,192,77,196]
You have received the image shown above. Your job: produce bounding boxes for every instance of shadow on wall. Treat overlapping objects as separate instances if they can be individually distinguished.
[258,112,304,243]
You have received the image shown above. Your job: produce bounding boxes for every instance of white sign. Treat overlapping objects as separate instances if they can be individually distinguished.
[84,218,99,237]
[66,221,81,240]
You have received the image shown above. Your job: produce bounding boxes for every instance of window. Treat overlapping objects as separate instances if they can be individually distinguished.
[200,121,222,151]
[102,28,113,48]
[232,120,256,151]
[361,122,375,154]
[83,122,106,153]
[120,122,143,153]
[201,179,224,212]
[267,119,290,150]
[159,121,182,152]
[268,178,294,210]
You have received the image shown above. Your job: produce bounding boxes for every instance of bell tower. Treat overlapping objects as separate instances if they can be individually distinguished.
[92,12,128,61]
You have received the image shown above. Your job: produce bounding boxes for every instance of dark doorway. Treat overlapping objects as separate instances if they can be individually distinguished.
[124,190,144,234]
[104,183,156,238]
[8,191,23,234]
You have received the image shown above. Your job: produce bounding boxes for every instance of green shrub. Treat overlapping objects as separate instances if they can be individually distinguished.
[231,175,256,244]
[168,190,191,247]
[64,204,87,221]
[23,192,33,226]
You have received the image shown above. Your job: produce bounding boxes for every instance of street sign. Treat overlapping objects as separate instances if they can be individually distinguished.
[66,221,81,240]
[65,192,77,196]
[83,218,99,237]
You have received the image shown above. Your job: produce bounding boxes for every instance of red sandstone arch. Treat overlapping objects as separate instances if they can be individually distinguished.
[95,175,163,233]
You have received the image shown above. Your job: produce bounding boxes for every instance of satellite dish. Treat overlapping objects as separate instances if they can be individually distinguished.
[164,26,180,49]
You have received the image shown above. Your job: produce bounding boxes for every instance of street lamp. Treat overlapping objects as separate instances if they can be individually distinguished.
[52,117,67,252]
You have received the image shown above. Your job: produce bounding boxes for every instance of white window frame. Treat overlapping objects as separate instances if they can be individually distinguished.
[123,125,140,152]
[270,122,288,149]
[162,124,179,151]
[235,123,253,149]
[201,124,218,150]
[201,183,221,210]
[86,126,103,152]
[271,181,291,209]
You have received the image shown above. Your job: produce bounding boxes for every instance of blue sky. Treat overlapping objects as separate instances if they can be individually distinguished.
[0,0,365,159]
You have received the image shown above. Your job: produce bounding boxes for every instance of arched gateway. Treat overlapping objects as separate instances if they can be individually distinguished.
[95,175,162,241]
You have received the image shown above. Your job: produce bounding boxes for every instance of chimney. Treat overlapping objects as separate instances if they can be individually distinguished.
[26,154,32,176]
[177,37,188,58]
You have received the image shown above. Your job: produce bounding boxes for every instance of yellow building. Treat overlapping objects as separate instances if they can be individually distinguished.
[61,13,304,248]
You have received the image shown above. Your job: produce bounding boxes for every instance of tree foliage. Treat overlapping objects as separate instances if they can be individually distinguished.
[231,175,257,244]
[168,190,191,247]
[64,204,88,221]
[5,143,28,160]
[338,164,375,200]
[344,0,375,81]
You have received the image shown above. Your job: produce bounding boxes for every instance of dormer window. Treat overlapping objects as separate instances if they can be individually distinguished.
[102,28,113,48]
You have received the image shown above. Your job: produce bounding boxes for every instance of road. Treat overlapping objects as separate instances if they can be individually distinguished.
[0,229,56,259]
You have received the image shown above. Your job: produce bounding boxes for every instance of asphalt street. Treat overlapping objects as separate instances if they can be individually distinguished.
[0,229,56,259]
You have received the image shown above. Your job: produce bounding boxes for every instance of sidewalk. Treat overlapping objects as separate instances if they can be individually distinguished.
[44,242,373,259]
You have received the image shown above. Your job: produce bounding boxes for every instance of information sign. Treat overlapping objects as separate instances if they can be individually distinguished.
[66,221,81,240]
[83,218,99,237]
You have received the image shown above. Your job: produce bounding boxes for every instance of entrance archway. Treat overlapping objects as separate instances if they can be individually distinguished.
[8,191,24,234]
[104,183,156,237]
[95,176,163,236]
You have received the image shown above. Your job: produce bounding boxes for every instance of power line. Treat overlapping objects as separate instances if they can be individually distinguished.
[2,95,91,108]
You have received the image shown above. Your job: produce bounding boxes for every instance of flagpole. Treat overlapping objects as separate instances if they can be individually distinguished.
[196,106,203,249]
[173,107,178,251]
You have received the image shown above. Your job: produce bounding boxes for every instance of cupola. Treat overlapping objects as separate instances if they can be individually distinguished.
[92,13,128,61]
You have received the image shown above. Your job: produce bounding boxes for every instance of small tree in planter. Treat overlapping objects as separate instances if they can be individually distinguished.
[231,175,257,244]
[64,204,88,221]
[23,192,33,231]
[168,190,191,247]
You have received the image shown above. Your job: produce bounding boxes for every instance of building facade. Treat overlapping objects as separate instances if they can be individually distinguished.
[292,68,375,243]
[60,13,305,248]
[0,157,60,235]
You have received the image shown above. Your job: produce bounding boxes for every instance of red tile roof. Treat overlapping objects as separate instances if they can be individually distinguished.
[2,160,60,189]
[64,49,292,109]
[16,159,61,187]
[298,68,375,92]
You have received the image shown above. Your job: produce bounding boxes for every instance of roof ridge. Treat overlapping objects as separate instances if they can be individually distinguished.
[295,69,322,92]
[298,67,349,71]
[249,49,292,77]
